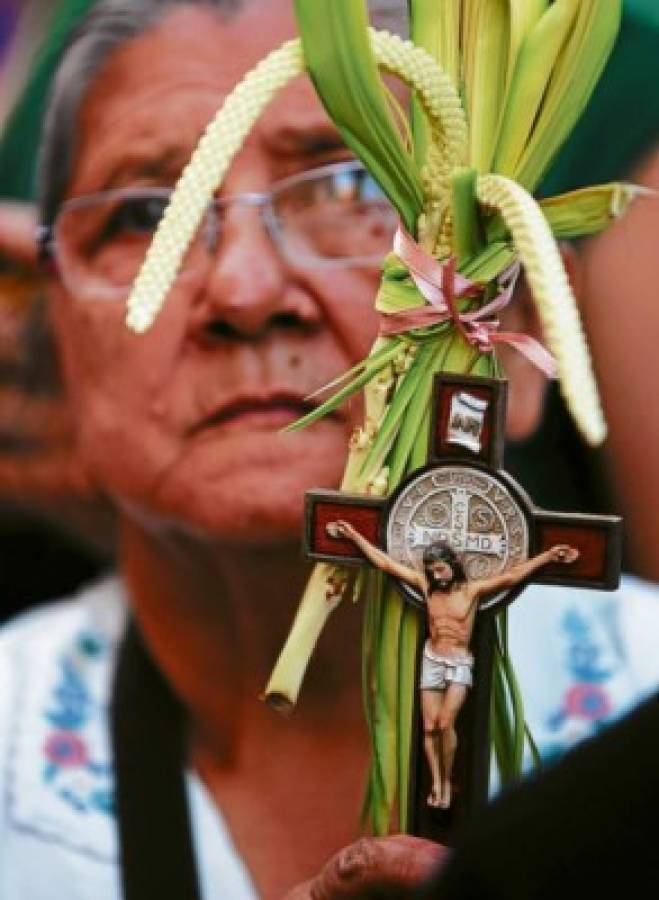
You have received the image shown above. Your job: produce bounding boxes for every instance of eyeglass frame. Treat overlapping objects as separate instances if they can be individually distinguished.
[36,159,396,286]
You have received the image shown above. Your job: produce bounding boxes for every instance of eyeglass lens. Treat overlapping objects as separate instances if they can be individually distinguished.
[55,164,397,299]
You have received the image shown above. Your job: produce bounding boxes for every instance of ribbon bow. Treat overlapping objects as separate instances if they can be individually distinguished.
[380,227,557,379]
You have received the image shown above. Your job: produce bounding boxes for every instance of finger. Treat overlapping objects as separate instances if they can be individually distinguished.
[307,836,448,900]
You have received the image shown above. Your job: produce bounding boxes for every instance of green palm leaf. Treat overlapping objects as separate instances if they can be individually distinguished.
[294,0,422,230]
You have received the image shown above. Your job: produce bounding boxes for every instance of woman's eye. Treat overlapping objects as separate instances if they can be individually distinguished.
[330,171,384,203]
[103,196,168,239]
[358,173,385,201]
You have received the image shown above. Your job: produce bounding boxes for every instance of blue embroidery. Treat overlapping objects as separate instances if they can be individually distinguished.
[562,609,612,682]
[41,630,115,818]
[90,788,115,816]
[45,658,91,731]
[547,607,616,733]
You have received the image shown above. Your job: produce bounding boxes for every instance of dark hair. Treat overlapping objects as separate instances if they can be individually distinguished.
[422,542,466,584]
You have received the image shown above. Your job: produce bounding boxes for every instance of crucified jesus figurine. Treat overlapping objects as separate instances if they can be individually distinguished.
[328,520,579,810]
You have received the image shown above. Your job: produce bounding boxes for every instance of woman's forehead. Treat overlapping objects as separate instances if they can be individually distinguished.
[90,3,298,96]
[70,2,340,195]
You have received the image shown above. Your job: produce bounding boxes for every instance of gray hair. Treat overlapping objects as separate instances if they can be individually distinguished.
[39,0,406,226]
[369,0,407,35]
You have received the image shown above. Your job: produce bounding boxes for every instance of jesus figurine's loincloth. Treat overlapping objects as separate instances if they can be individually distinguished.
[419,642,474,691]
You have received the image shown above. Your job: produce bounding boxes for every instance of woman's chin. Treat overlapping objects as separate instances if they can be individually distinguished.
[146,469,333,546]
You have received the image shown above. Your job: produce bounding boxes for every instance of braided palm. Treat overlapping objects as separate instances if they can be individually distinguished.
[477,173,606,446]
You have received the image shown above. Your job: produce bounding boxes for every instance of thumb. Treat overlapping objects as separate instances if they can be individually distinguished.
[282,835,448,900]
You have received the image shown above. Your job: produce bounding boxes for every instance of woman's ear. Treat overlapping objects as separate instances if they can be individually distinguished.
[500,243,582,442]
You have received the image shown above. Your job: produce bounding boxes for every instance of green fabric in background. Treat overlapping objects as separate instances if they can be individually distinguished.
[0,0,96,202]
[541,0,659,196]
[0,0,657,201]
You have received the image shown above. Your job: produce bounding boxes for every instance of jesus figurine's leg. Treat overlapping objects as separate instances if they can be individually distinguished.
[421,690,443,807]
[438,684,469,809]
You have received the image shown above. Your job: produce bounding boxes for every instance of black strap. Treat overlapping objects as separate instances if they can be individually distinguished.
[111,620,202,900]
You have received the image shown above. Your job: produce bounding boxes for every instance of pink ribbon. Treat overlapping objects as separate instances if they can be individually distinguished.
[380,227,557,379]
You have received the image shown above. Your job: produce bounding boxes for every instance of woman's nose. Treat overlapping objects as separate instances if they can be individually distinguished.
[192,204,320,339]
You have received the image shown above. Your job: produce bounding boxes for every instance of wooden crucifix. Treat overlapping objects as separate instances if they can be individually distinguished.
[304,373,622,844]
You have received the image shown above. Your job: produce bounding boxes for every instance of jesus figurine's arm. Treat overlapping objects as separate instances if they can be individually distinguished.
[473,544,579,601]
[328,520,426,592]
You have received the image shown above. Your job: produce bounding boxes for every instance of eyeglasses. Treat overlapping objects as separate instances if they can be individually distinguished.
[38,159,397,302]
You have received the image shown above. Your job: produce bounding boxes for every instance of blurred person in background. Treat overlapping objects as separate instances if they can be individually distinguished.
[540,0,659,584]
[0,0,110,622]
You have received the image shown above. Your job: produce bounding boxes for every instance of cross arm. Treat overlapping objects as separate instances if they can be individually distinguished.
[473,548,559,600]
[304,490,386,565]
[529,511,623,591]
[336,521,425,588]
[428,374,507,468]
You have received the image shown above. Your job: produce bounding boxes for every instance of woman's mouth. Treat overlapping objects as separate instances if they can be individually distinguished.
[189,392,322,436]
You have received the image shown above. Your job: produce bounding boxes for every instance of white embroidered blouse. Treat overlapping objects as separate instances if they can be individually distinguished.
[0,574,658,899]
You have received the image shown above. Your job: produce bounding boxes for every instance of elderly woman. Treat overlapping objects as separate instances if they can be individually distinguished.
[0,2,447,898]
[1,1,659,899]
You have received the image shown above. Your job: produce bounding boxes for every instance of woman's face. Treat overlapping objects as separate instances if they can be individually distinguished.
[49,1,383,546]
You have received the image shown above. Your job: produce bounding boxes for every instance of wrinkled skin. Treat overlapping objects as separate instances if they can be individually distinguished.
[282,836,448,900]
[50,2,382,544]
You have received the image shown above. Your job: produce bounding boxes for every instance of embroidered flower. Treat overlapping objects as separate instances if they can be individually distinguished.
[39,628,115,818]
[564,684,612,721]
[44,731,89,768]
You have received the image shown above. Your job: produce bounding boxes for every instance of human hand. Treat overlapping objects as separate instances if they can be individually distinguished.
[282,835,448,900]
[549,545,580,564]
